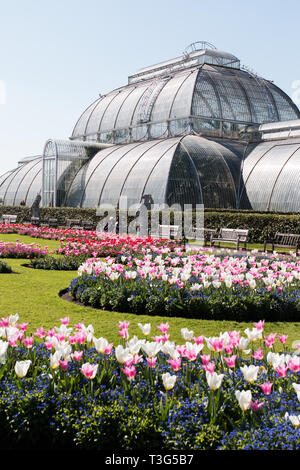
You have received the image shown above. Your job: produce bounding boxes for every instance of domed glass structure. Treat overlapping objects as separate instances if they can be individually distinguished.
[71,45,299,145]
[1,42,300,212]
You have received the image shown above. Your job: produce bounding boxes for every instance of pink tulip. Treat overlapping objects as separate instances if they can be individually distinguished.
[176,345,186,356]
[118,320,130,330]
[132,354,143,365]
[193,335,204,345]
[167,358,181,371]
[122,365,136,381]
[44,340,54,350]
[203,362,215,373]
[55,334,65,342]
[60,317,70,325]
[276,366,288,377]
[18,323,29,331]
[209,338,224,352]
[59,360,69,371]
[278,335,288,344]
[0,317,9,327]
[9,336,18,347]
[264,333,277,348]
[200,355,211,366]
[68,335,77,344]
[34,327,46,338]
[259,382,273,395]
[184,349,197,362]
[253,320,265,331]
[73,351,83,361]
[250,400,264,411]
[152,335,164,343]
[76,332,86,344]
[104,344,113,355]
[124,357,134,367]
[252,348,264,360]
[224,345,233,355]
[224,355,237,368]
[156,322,169,334]
[119,328,129,340]
[147,357,157,368]
[22,336,33,349]
[80,363,98,379]
[288,358,300,373]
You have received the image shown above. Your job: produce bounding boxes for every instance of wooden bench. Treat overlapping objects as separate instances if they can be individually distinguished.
[66,219,83,230]
[0,214,18,224]
[30,216,40,226]
[81,220,95,231]
[41,218,59,228]
[158,224,179,239]
[194,228,218,245]
[210,228,249,250]
[264,232,300,253]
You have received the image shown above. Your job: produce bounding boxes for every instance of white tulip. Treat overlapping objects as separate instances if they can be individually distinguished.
[15,360,31,378]
[240,364,259,383]
[237,337,250,351]
[138,323,151,336]
[181,328,194,341]
[127,336,144,355]
[287,414,300,428]
[50,351,62,369]
[8,314,19,326]
[93,336,109,353]
[115,345,133,364]
[185,341,204,355]
[235,390,252,411]
[190,283,202,291]
[161,341,179,358]
[142,341,161,358]
[162,372,177,391]
[292,383,300,393]
[224,277,233,288]
[244,327,262,342]
[0,340,9,364]
[206,371,224,391]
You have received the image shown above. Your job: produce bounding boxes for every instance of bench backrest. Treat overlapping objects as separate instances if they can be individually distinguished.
[235,229,249,241]
[220,228,238,239]
[158,224,179,238]
[66,219,81,228]
[1,214,17,223]
[219,228,249,241]
[275,233,300,246]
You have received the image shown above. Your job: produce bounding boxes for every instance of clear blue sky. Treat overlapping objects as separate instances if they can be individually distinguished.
[0,0,299,174]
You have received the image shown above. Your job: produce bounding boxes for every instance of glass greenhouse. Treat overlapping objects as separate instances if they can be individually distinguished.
[1,42,300,212]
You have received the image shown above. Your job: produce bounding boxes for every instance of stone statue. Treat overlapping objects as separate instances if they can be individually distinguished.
[31,194,41,218]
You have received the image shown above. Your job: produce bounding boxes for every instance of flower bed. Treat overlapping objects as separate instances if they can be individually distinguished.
[57,234,184,258]
[0,222,100,241]
[0,315,299,450]
[67,252,300,321]
[28,254,86,271]
[0,241,48,259]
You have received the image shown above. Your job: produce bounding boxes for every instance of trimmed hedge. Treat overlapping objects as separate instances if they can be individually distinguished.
[0,260,12,273]
[1,205,299,244]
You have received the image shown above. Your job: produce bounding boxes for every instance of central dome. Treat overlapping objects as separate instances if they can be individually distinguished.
[71,44,300,144]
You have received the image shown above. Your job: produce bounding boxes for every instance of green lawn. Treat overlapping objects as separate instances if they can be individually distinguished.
[0,233,300,349]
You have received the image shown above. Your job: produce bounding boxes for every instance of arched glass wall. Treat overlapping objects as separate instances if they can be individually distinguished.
[64,135,244,210]
[0,158,42,206]
[239,138,300,212]
[42,139,108,206]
